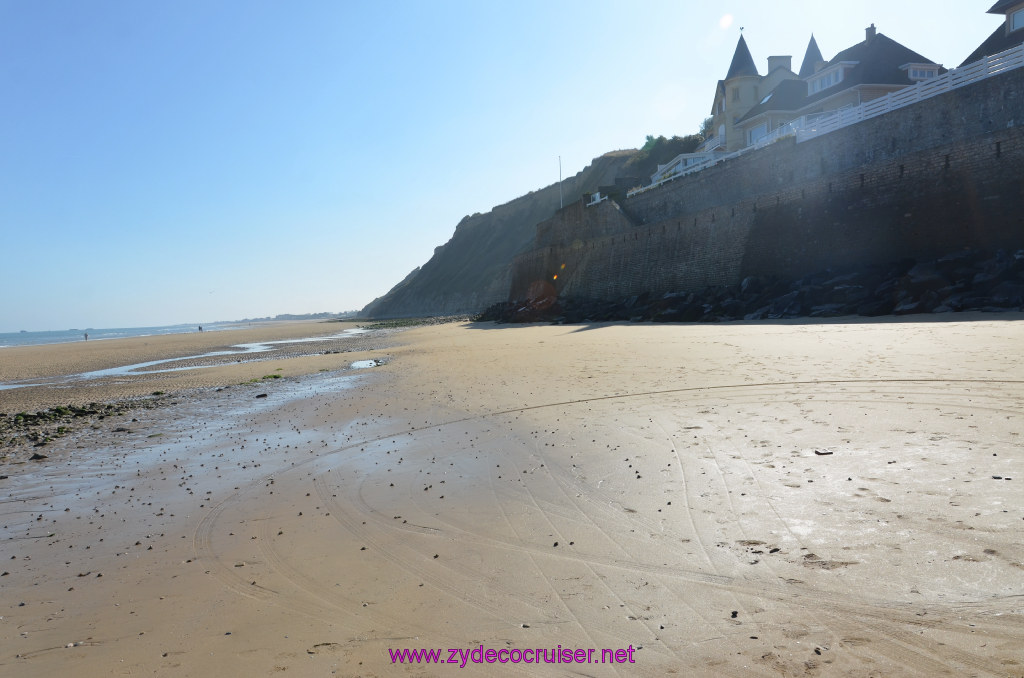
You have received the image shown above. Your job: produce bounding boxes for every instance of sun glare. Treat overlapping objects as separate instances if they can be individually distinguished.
[719,14,734,30]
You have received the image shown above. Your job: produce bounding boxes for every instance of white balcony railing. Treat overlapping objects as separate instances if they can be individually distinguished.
[627,41,1024,198]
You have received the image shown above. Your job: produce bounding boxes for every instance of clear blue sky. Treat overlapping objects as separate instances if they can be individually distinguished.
[0,1,1001,331]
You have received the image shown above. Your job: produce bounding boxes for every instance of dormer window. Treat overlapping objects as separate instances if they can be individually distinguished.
[807,61,857,95]
[901,62,940,82]
[1012,8,1024,32]
[809,68,842,94]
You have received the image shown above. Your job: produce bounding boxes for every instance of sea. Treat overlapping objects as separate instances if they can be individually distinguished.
[0,323,233,348]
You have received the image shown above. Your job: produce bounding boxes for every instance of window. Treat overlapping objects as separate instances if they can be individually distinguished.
[904,63,940,82]
[1013,8,1024,32]
[809,69,843,94]
[747,123,768,145]
[731,87,740,102]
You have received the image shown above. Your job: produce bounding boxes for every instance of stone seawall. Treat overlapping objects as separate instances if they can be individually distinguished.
[511,200,752,301]
[510,66,1024,302]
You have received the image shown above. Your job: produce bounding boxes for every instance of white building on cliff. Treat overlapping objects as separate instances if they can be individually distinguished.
[702,25,943,154]
[643,4,1024,191]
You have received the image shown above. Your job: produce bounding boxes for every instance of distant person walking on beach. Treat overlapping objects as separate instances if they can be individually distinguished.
[83,332,88,341]
[198,325,203,332]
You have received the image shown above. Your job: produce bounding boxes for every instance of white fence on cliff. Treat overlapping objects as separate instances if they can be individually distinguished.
[627,42,1024,198]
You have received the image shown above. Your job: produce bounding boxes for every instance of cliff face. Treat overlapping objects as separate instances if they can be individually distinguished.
[359,151,640,318]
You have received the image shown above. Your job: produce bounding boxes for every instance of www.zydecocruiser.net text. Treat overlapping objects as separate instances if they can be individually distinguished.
[389,644,637,667]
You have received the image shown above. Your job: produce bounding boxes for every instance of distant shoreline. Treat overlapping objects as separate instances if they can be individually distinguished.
[0,320,390,413]
[0,318,355,350]
[0,323,231,350]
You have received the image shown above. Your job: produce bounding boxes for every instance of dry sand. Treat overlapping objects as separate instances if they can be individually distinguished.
[1,316,1022,677]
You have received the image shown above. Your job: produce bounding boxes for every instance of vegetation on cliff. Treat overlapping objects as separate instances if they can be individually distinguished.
[621,134,704,184]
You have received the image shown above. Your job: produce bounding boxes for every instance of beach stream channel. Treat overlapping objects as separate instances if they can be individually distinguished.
[0,328,379,391]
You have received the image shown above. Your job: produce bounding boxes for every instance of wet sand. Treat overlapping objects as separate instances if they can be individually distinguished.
[0,320,384,412]
[1,316,1023,676]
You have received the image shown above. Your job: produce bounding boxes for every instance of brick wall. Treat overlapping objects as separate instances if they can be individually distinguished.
[509,66,1024,302]
[535,199,639,248]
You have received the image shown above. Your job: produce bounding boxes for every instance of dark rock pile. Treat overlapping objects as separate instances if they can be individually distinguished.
[1,399,166,452]
[356,315,474,329]
[478,249,1024,324]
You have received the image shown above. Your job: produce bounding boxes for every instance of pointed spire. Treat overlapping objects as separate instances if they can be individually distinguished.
[799,35,824,77]
[725,35,759,79]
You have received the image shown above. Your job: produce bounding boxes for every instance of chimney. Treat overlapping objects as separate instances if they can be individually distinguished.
[767,55,792,73]
[866,23,876,42]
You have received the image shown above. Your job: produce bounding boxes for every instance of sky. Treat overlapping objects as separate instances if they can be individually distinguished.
[0,1,1004,331]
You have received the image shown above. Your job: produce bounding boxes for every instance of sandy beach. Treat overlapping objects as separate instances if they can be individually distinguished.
[1,316,1022,677]
[0,320,388,412]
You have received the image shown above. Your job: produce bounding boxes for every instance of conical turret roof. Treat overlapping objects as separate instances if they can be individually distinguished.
[726,35,759,79]
[799,35,824,77]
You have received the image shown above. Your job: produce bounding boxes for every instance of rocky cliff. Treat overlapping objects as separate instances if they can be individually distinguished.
[359,151,643,318]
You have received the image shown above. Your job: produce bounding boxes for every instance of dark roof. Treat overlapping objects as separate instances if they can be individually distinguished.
[988,0,1021,13]
[961,23,1024,66]
[736,79,808,123]
[801,32,944,106]
[726,35,759,79]
[799,35,824,77]
[737,31,945,124]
